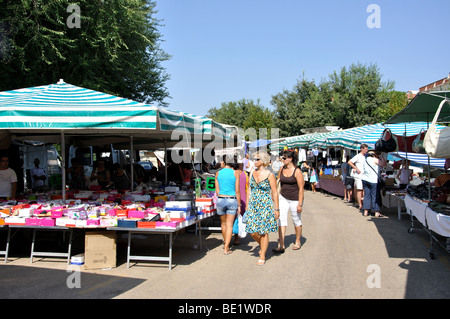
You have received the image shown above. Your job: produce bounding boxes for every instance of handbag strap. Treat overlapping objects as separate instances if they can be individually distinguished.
[430,99,448,126]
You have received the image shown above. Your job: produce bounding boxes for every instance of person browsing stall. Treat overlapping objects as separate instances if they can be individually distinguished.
[215,156,241,255]
[274,150,304,253]
[348,144,369,210]
[0,156,17,200]
[362,150,387,217]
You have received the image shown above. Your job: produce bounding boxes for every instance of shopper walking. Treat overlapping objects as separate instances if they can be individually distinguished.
[309,162,318,193]
[273,150,304,253]
[245,151,279,265]
[362,151,387,217]
[348,144,369,209]
[215,156,241,255]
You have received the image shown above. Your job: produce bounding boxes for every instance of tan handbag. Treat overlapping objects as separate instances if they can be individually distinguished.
[423,99,450,158]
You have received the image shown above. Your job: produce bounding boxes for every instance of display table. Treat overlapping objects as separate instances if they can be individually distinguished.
[382,190,407,220]
[316,177,345,197]
[403,194,450,258]
[404,194,429,232]
[8,225,73,264]
[108,212,214,270]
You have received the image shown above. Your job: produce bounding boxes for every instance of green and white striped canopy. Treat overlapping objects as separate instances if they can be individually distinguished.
[0,81,236,148]
[324,122,445,150]
[0,81,158,131]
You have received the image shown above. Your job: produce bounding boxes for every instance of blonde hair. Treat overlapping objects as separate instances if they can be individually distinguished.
[253,151,271,167]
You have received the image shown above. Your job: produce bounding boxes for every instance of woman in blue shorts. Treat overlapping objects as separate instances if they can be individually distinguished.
[215,156,241,255]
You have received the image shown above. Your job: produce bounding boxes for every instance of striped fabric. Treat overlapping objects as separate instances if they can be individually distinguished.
[391,151,446,169]
[325,122,445,150]
[0,81,236,140]
[0,81,158,130]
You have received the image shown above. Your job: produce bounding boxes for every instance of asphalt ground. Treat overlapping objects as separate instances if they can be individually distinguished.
[0,190,449,304]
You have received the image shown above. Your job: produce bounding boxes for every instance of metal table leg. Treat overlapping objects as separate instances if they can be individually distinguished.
[1,228,11,263]
[127,231,131,268]
[30,228,73,263]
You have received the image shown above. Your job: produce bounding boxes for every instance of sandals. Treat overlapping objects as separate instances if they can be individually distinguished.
[292,243,301,250]
[375,213,387,218]
[257,259,265,266]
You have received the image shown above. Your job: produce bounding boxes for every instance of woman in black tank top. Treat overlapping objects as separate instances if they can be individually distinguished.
[273,150,305,253]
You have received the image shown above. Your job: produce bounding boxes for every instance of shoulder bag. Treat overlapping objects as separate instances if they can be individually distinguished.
[423,99,450,158]
[375,128,397,153]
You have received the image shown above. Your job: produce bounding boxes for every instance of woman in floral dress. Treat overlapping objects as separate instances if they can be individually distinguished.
[245,151,280,265]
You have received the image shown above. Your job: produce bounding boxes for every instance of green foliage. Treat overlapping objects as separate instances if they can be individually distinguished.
[271,63,399,137]
[207,99,274,140]
[0,0,170,105]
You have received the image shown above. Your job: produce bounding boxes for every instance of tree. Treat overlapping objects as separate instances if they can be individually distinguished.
[374,90,409,122]
[0,0,170,106]
[271,76,334,137]
[271,63,397,136]
[328,63,394,128]
[207,99,275,140]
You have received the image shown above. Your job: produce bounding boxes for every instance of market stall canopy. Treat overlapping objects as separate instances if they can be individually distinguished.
[308,131,341,149]
[0,80,238,149]
[324,122,445,151]
[384,91,450,124]
[277,132,335,149]
[391,151,447,170]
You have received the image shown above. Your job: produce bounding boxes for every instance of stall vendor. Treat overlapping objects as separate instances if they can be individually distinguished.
[0,156,17,200]
[395,159,412,189]
[31,158,46,192]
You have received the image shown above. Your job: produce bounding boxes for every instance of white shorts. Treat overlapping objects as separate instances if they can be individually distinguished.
[354,178,363,190]
[278,195,302,227]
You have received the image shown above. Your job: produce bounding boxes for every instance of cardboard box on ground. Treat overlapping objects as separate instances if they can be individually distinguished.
[84,231,117,270]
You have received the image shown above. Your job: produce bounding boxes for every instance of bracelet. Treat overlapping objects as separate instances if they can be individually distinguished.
[275,209,280,211]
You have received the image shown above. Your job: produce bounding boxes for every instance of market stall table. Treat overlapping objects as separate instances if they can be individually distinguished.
[108,212,214,270]
[316,177,345,197]
[8,225,73,264]
[381,189,407,220]
[404,194,450,258]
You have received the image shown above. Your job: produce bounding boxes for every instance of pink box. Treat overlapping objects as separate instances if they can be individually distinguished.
[127,210,146,219]
[39,218,55,227]
[26,218,41,226]
[51,210,63,218]
[86,219,100,226]
[156,221,180,228]
[107,208,117,216]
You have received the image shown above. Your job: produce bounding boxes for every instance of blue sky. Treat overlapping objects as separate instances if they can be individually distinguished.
[154,0,450,116]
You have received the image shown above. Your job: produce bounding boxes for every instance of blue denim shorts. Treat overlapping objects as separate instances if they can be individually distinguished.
[216,197,238,216]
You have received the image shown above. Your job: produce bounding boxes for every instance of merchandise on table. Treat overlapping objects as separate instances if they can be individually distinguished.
[0,189,216,230]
